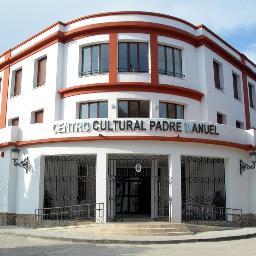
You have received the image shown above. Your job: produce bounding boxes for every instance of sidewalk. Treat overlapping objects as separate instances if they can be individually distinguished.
[0,225,256,244]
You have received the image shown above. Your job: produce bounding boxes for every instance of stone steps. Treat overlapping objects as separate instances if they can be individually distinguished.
[82,222,193,236]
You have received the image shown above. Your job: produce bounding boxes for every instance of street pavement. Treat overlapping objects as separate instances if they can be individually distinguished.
[0,234,256,256]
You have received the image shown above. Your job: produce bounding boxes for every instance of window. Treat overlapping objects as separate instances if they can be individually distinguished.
[79,101,108,118]
[118,42,148,72]
[159,102,184,119]
[35,57,47,87]
[118,100,149,118]
[213,61,223,90]
[0,77,2,93]
[233,73,241,100]
[12,69,22,97]
[81,44,109,75]
[158,45,183,78]
[236,120,244,129]
[217,113,225,124]
[32,110,44,123]
[10,117,19,127]
[248,83,255,109]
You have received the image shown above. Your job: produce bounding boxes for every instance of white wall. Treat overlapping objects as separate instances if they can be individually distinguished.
[9,140,251,217]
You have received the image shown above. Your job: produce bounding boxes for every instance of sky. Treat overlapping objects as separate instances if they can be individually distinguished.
[0,0,256,62]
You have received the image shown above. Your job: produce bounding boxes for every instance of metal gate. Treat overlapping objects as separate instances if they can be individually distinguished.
[181,156,227,222]
[107,155,170,221]
[38,155,97,224]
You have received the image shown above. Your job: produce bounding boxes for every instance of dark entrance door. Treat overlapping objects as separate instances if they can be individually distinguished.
[108,155,170,221]
[115,168,151,216]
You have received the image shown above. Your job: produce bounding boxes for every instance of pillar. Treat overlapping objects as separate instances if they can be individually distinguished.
[96,152,107,223]
[169,154,182,222]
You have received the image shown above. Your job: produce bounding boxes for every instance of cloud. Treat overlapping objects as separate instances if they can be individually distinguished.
[243,44,256,63]
[0,0,256,53]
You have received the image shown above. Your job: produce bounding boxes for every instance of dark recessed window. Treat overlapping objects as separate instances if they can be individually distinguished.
[159,102,184,119]
[33,110,44,124]
[233,73,241,100]
[13,69,22,97]
[36,57,47,87]
[118,100,149,118]
[158,45,183,78]
[118,42,149,73]
[11,117,19,127]
[213,61,223,90]
[217,113,225,124]
[0,78,2,93]
[236,120,244,129]
[248,83,255,109]
[79,101,108,118]
[81,44,109,76]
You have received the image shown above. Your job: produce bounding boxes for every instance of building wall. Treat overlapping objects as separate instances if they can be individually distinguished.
[10,141,250,218]
[0,12,256,223]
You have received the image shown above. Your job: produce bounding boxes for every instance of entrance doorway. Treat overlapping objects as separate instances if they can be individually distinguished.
[108,155,170,221]
[115,167,151,217]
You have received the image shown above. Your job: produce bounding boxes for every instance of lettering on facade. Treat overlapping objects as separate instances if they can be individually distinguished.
[53,119,219,136]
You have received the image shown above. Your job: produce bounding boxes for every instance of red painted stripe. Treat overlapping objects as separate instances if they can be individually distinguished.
[0,136,251,151]
[58,83,204,101]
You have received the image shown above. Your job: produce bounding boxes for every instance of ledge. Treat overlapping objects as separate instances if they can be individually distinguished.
[58,82,204,101]
[0,136,252,151]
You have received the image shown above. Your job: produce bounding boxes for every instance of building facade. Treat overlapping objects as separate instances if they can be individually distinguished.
[0,11,256,226]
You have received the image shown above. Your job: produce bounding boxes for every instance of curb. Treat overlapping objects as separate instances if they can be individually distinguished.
[1,231,256,244]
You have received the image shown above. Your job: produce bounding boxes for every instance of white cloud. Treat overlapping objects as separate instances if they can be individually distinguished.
[0,0,256,53]
[165,0,256,34]
[243,44,256,63]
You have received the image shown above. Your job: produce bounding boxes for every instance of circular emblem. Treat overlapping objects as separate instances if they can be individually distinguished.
[135,164,142,173]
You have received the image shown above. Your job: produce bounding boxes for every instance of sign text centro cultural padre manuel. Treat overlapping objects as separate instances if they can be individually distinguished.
[53,119,219,135]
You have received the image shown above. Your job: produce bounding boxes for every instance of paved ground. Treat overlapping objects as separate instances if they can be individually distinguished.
[1,225,256,243]
[0,234,256,256]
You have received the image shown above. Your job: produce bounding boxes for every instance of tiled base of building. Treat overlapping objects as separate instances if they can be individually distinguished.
[233,214,256,227]
[0,213,34,227]
[0,213,16,225]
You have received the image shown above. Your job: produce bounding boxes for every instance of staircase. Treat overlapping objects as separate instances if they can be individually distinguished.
[90,222,194,236]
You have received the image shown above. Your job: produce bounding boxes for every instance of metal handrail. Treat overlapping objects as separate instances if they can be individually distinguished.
[34,202,104,227]
[182,203,242,223]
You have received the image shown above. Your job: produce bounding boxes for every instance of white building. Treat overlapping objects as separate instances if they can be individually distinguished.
[0,11,256,226]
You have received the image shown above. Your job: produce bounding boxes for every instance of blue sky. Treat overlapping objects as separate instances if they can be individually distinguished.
[1,0,256,62]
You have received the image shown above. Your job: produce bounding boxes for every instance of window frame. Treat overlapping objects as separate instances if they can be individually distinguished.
[118,42,149,73]
[79,101,108,119]
[217,112,226,125]
[34,56,47,88]
[159,101,185,119]
[213,60,224,91]
[9,117,19,127]
[158,44,184,78]
[11,68,22,97]
[80,43,109,76]
[236,120,244,129]
[117,100,150,118]
[31,109,44,124]
[248,83,256,109]
[232,72,241,101]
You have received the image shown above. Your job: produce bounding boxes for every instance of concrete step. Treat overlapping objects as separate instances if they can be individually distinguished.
[81,223,193,236]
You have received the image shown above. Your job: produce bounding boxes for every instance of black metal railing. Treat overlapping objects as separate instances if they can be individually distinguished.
[35,203,104,227]
[182,203,242,224]
[117,67,150,73]
[158,69,185,78]
[80,69,109,76]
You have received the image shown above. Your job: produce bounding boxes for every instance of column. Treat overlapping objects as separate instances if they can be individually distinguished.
[96,152,107,223]
[169,154,182,222]
[151,159,158,219]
